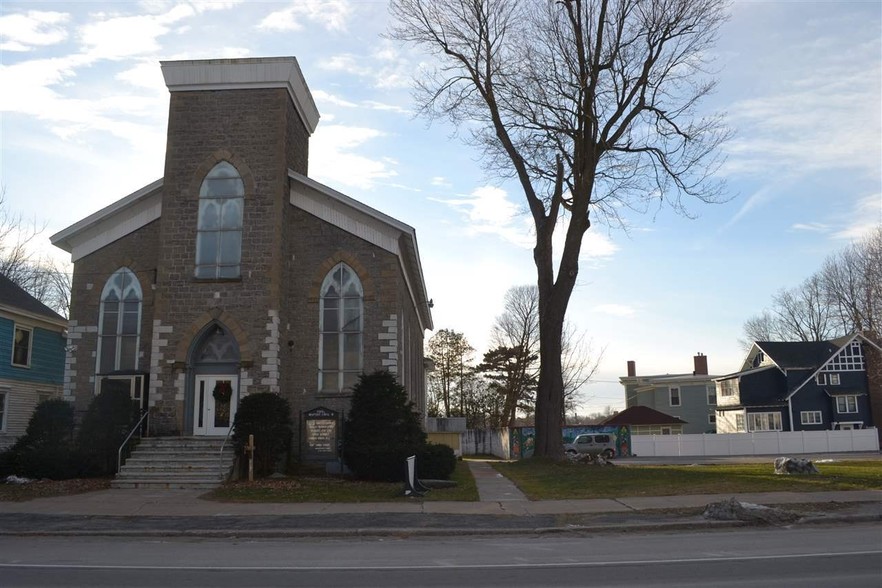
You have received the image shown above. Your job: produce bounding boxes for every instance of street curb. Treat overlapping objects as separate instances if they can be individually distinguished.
[2,514,878,540]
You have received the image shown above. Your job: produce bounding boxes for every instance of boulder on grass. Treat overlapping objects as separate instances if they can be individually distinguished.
[703,497,801,525]
[774,457,820,475]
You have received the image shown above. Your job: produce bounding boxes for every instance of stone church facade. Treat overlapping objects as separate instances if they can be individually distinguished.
[51,58,433,460]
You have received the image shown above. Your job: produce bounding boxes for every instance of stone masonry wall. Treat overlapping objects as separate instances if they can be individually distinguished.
[148,88,305,432]
[280,205,410,449]
[65,220,160,415]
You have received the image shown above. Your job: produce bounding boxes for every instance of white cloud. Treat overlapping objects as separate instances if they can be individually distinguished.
[832,193,882,241]
[312,90,357,109]
[437,186,531,246]
[435,186,619,261]
[116,61,166,90]
[79,11,181,60]
[593,304,636,317]
[724,36,880,179]
[721,183,780,230]
[362,100,410,115]
[309,124,397,190]
[0,10,69,52]
[431,177,450,188]
[790,222,830,233]
[258,0,352,32]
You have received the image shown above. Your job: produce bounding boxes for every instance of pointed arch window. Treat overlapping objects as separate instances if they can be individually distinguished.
[195,161,244,279]
[97,268,142,373]
[319,263,363,392]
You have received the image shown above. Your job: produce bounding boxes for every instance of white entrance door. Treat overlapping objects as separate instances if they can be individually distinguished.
[194,375,238,436]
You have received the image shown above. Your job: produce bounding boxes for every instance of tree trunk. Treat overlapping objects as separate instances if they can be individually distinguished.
[534,300,566,458]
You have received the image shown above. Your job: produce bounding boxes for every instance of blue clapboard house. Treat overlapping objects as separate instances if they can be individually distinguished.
[0,273,67,449]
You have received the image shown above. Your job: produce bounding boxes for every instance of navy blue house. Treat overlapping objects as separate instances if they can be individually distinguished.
[0,273,67,449]
[715,333,881,434]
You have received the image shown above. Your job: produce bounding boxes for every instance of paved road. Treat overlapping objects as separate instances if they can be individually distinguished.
[1,524,879,587]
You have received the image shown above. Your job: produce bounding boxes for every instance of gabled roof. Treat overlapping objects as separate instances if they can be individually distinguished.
[288,171,433,331]
[786,332,882,399]
[714,364,777,381]
[601,405,687,426]
[0,273,66,327]
[755,340,839,370]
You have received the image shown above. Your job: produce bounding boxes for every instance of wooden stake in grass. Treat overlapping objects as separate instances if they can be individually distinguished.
[245,434,256,482]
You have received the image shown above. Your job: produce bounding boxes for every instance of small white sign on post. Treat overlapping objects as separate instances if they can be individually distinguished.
[404,455,428,497]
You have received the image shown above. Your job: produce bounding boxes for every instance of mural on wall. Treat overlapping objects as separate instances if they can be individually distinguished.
[511,426,632,459]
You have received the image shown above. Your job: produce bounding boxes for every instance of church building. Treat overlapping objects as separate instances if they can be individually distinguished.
[51,57,433,463]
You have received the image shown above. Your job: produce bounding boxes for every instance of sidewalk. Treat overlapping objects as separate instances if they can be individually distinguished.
[0,461,879,537]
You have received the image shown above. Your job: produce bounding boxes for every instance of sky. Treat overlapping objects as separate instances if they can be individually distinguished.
[1,1,880,415]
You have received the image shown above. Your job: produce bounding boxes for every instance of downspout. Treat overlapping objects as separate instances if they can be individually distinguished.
[788,397,795,432]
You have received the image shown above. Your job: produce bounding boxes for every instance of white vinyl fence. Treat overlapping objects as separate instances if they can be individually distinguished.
[460,429,510,459]
[632,428,880,457]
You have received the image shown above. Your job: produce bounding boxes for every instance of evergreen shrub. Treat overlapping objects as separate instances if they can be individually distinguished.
[342,371,427,482]
[232,392,293,477]
[76,388,139,476]
[0,398,79,480]
[417,442,457,480]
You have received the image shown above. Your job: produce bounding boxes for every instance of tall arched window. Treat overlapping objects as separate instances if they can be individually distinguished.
[195,161,244,279]
[97,268,142,373]
[319,263,363,392]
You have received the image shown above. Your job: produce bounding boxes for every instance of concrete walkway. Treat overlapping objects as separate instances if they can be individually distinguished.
[467,460,529,502]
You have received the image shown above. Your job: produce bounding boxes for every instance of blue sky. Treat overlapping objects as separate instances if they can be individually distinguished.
[1,1,880,414]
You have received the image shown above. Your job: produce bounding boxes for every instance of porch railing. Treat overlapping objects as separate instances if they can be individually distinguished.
[117,409,150,473]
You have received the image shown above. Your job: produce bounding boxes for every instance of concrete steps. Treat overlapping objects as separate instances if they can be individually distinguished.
[112,437,235,489]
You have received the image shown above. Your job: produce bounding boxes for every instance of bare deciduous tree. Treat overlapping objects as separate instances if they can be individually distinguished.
[560,323,604,421]
[427,329,475,417]
[821,225,882,336]
[0,190,71,317]
[483,284,603,425]
[741,225,882,347]
[390,0,729,457]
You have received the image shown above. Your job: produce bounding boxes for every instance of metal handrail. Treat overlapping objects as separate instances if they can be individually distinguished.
[219,425,235,481]
[117,409,150,473]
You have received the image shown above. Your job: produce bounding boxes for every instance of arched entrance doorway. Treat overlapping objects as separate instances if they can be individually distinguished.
[188,322,240,436]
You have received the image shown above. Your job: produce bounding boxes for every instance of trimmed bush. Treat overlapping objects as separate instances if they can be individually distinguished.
[76,388,139,476]
[417,442,457,480]
[232,392,293,477]
[0,398,79,480]
[342,371,427,482]
[13,398,75,451]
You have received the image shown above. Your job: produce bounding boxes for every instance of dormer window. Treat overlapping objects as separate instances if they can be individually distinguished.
[195,162,244,279]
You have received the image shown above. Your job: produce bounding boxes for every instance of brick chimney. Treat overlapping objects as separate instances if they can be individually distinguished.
[693,353,708,376]
[627,360,636,377]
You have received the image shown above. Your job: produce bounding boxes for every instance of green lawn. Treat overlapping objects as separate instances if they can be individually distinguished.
[206,459,479,503]
[492,459,882,500]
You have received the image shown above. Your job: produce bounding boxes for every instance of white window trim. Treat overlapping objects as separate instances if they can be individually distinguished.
[748,411,783,432]
[96,268,143,374]
[836,395,859,414]
[828,373,840,385]
[11,324,33,368]
[669,387,681,407]
[800,410,823,425]
[195,161,245,280]
[735,413,746,432]
[815,373,826,385]
[707,386,716,406]
[318,263,364,393]
[708,413,716,424]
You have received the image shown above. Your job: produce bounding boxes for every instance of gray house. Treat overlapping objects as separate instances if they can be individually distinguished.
[619,354,718,434]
